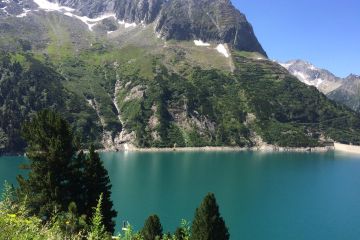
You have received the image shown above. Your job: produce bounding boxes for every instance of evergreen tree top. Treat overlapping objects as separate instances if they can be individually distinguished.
[142,214,163,240]
[191,193,230,240]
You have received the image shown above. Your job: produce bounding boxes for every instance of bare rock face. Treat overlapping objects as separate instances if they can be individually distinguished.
[51,0,164,21]
[327,74,360,112]
[155,0,267,56]
[114,0,164,23]
[0,0,37,16]
[50,0,115,17]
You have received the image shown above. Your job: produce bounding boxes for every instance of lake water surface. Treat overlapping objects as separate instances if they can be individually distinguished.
[1,151,360,239]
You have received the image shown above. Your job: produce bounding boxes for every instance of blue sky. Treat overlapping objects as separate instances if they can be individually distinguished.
[232,0,360,77]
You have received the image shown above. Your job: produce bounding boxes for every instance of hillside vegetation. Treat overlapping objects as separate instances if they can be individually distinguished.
[1,41,360,154]
[0,53,102,153]
[232,53,360,146]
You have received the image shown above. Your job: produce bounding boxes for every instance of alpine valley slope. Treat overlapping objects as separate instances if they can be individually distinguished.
[1,0,360,154]
[281,60,360,113]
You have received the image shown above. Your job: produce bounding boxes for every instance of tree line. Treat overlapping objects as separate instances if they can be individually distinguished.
[1,109,230,239]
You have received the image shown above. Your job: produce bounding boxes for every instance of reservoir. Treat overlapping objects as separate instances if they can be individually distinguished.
[1,151,360,239]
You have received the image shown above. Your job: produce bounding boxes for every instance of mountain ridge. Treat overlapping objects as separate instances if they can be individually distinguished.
[281,59,360,112]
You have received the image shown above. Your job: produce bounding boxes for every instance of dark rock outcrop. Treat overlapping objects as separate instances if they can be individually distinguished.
[114,0,164,23]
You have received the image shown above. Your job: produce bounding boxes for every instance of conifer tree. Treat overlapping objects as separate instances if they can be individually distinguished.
[83,145,117,234]
[17,110,116,234]
[190,193,229,240]
[141,214,163,240]
[17,109,78,217]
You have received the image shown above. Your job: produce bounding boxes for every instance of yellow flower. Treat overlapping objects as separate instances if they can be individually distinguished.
[7,214,16,218]
[66,221,70,225]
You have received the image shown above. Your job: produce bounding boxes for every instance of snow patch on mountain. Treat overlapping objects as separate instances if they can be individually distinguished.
[33,0,75,12]
[64,12,116,31]
[32,0,137,31]
[292,71,324,87]
[16,9,31,18]
[0,4,8,15]
[279,62,292,69]
[118,20,137,29]
[216,44,230,58]
[194,40,211,47]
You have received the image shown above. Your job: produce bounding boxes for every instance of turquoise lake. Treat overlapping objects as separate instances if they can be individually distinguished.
[1,151,360,239]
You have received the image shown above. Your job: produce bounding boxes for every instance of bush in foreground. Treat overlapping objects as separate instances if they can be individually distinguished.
[1,187,228,240]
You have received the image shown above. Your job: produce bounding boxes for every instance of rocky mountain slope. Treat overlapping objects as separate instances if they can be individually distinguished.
[327,74,360,112]
[279,60,342,94]
[1,0,360,154]
[0,0,266,55]
[281,60,360,112]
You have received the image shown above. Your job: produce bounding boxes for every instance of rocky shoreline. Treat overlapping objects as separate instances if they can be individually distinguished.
[99,145,334,153]
[9,143,360,156]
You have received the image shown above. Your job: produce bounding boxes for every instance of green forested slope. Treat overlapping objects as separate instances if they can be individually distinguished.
[232,53,360,147]
[1,43,360,153]
[0,53,101,153]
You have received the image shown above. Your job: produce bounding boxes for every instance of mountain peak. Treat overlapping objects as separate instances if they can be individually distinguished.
[346,74,360,79]
[280,60,342,94]
[155,0,267,56]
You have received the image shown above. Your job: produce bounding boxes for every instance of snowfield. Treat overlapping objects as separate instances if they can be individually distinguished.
[32,0,137,31]
[33,0,75,12]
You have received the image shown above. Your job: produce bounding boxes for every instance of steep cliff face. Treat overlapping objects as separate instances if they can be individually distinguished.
[51,0,164,22]
[114,0,164,23]
[155,0,267,56]
[54,0,115,17]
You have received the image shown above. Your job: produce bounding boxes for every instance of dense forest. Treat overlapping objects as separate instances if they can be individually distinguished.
[0,53,102,153]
